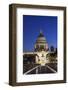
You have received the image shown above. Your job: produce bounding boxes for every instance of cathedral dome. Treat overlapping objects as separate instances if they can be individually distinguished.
[36,31,46,43]
[34,30,48,51]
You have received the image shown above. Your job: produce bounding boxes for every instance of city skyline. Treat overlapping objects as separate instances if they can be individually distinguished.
[23,15,57,51]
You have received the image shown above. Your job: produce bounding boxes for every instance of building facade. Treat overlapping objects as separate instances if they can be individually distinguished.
[23,31,50,66]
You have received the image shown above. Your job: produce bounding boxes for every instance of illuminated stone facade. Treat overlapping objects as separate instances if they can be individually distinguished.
[34,31,49,65]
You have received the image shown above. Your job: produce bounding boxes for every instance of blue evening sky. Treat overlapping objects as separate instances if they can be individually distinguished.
[23,15,57,51]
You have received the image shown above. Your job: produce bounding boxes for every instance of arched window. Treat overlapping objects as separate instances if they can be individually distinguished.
[41,54,44,57]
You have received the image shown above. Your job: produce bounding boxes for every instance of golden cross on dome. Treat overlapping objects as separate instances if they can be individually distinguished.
[40,29,43,34]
